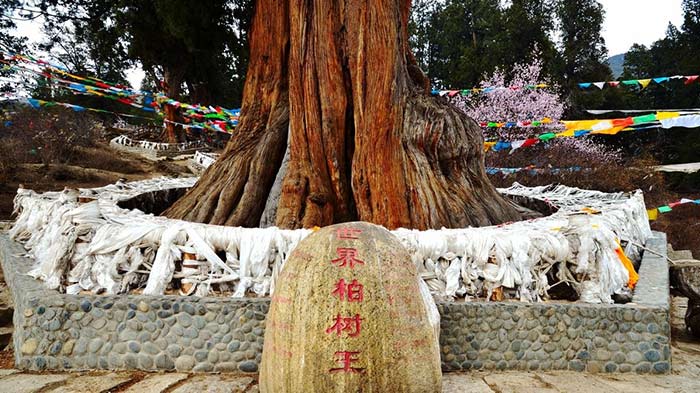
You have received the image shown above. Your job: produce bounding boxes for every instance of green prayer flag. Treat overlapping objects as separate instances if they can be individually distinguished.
[621,80,638,86]
[460,89,470,96]
[532,121,542,126]
[632,114,657,124]
[487,122,498,128]
[658,206,672,213]
[538,133,557,141]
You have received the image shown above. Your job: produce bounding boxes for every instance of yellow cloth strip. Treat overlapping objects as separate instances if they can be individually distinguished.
[589,126,626,135]
[615,239,639,289]
[647,209,658,221]
[656,111,680,120]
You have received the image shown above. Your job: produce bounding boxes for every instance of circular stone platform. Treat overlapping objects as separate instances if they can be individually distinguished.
[1,177,670,373]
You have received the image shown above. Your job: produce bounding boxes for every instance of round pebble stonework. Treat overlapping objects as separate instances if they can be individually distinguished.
[15,295,268,373]
[437,302,670,373]
[11,295,671,374]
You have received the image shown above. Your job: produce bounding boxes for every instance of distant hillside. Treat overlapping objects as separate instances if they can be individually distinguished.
[606,53,625,78]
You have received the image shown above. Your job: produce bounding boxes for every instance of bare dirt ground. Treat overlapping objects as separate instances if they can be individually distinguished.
[0,143,193,221]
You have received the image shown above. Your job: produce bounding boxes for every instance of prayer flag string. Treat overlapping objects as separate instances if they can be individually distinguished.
[647,198,700,221]
[483,112,700,153]
[578,74,700,91]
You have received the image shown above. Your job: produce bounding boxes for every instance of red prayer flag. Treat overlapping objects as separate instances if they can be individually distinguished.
[608,81,620,88]
[612,117,633,127]
[522,138,539,147]
[685,76,699,85]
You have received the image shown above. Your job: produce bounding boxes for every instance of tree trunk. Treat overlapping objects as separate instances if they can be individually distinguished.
[164,0,522,230]
[164,0,290,226]
[163,67,187,143]
[671,265,700,337]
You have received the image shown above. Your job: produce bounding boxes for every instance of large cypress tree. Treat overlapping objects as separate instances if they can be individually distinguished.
[164,0,523,230]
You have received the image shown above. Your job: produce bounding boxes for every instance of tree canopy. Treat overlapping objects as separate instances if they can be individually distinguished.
[2,0,253,109]
[407,0,611,117]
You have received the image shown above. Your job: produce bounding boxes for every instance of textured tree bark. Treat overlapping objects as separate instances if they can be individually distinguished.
[164,0,290,226]
[165,0,522,229]
[162,67,187,143]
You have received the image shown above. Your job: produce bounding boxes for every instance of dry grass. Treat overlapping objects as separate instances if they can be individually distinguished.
[651,201,700,258]
[66,145,142,174]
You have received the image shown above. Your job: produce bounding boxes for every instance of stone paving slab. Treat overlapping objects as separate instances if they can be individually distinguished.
[638,375,700,392]
[482,373,559,393]
[538,373,636,393]
[441,373,493,393]
[1,369,700,392]
[45,372,133,393]
[168,375,254,393]
[0,373,71,393]
[122,373,189,393]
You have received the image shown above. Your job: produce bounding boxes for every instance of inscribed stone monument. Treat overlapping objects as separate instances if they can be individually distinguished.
[259,222,441,392]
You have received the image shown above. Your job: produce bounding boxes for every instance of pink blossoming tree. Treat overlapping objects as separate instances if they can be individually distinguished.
[456,58,620,168]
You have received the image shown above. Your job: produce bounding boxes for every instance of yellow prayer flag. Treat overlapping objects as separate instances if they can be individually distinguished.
[647,209,658,221]
[555,129,575,138]
[655,111,680,121]
[484,141,496,152]
[541,117,552,124]
[562,120,601,131]
[590,126,625,135]
[638,79,652,89]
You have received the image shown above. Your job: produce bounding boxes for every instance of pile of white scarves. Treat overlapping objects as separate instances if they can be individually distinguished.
[9,178,652,304]
[110,135,204,152]
[191,151,219,169]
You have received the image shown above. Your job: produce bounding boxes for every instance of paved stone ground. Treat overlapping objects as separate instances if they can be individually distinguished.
[0,297,696,392]
[0,353,699,393]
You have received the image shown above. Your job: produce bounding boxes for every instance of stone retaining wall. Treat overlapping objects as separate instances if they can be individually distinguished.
[0,232,670,374]
[439,232,671,374]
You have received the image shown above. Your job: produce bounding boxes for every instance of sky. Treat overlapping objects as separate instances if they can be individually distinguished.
[10,18,146,90]
[598,0,684,55]
[8,1,687,89]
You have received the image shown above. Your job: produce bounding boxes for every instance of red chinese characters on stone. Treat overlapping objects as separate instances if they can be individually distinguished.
[332,278,364,302]
[325,313,363,337]
[335,227,363,240]
[329,351,364,373]
[331,247,364,269]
